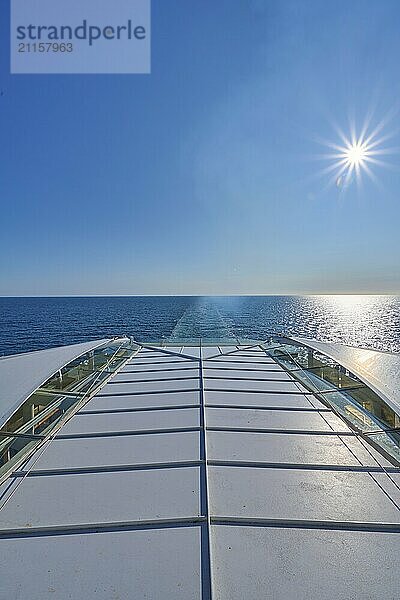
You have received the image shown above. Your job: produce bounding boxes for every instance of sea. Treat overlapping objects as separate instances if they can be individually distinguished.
[0,295,400,356]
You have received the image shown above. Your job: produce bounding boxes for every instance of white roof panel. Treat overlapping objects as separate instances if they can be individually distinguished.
[0,527,203,600]
[211,525,400,600]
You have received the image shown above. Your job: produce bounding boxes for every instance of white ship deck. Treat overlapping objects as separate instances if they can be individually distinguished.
[0,341,399,598]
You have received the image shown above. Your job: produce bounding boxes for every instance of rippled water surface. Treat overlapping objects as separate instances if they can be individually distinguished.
[1,295,400,355]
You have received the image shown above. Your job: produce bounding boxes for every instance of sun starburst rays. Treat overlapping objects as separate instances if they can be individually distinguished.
[315,111,399,191]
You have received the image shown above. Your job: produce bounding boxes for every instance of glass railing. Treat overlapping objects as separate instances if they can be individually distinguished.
[263,336,400,464]
[0,337,139,482]
[143,337,262,347]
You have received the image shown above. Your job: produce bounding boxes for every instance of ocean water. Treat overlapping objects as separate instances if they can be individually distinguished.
[0,295,400,356]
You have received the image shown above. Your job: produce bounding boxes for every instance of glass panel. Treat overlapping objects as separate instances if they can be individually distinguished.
[264,338,400,464]
[0,433,39,478]
[305,366,363,389]
[322,390,383,432]
[269,343,365,390]
[2,390,76,434]
[144,338,262,347]
[0,338,139,482]
[345,387,400,430]
[365,431,400,463]
[267,345,307,369]
[288,367,363,393]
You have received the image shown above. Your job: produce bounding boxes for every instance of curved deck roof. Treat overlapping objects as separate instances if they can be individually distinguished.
[0,341,399,599]
[0,339,114,428]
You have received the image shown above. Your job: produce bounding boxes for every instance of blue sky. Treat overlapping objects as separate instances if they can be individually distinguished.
[1,0,400,295]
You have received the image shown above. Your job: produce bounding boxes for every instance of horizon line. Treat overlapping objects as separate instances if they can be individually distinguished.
[0,293,399,298]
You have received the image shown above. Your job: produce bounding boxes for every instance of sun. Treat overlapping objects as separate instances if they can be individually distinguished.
[314,109,398,190]
[330,133,377,188]
[343,141,369,167]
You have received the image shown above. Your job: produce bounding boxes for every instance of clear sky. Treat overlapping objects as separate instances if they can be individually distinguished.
[1,0,400,295]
